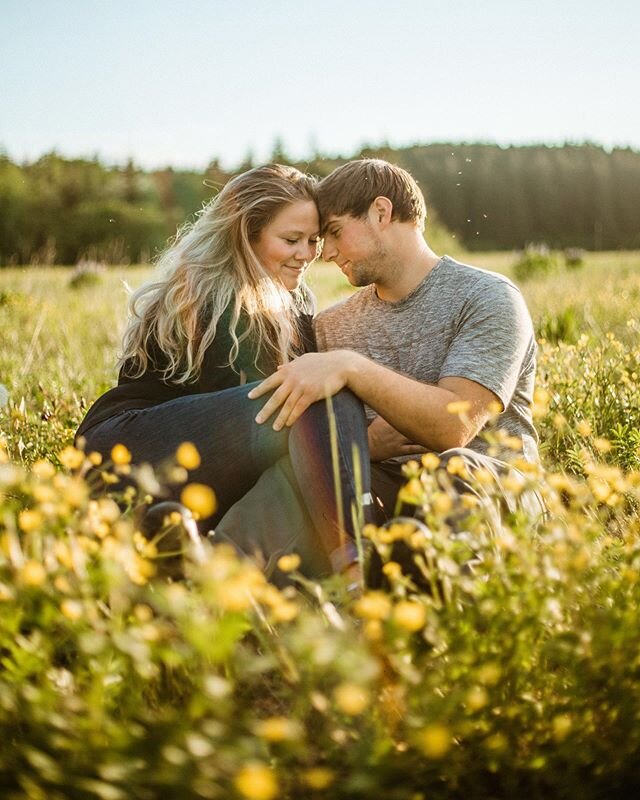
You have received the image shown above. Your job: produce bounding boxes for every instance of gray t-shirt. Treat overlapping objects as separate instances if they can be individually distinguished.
[314,255,539,462]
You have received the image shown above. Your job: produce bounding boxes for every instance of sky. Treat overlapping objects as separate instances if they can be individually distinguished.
[2,0,638,170]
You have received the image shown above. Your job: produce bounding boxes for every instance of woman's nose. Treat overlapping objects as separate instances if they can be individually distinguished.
[296,241,316,263]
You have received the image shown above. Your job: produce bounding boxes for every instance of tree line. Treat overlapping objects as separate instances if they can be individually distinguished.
[0,142,638,265]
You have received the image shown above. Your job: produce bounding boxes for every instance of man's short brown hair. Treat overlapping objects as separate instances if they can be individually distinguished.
[317,159,427,230]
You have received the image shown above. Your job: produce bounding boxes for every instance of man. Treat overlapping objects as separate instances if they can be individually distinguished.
[218,159,540,582]
[248,159,538,515]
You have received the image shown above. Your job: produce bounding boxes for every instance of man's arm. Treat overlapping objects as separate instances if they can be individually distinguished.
[248,350,500,453]
[367,415,427,461]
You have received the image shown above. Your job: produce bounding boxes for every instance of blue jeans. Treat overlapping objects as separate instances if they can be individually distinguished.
[79,382,371,574]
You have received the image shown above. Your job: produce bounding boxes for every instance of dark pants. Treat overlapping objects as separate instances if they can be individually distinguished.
[216,445,545,585]
[370,447,546,523]
[80,383,371,574]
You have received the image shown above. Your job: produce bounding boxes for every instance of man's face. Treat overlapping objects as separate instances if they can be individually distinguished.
[321,209,387,287]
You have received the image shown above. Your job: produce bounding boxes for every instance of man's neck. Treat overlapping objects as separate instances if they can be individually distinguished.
[374,235,441,303]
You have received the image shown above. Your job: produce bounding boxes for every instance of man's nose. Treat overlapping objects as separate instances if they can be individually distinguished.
[322,238,337,263]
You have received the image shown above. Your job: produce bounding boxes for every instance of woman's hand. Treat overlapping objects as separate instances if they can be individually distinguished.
[368,415,427,462]
[248,351,354,430]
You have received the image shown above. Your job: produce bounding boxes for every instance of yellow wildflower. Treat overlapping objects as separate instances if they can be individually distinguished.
[175,441,201,470]
[31,459,56,479]
[393,600,426,632]
[431,491,453,515]
[270,600,298,623]
[61,599,83,621]
[576,420,593,437]
[553,714,572,742]
[421,452,440,471]
[363,619,383,641]
[466,686,489,712]
[502,474,525,494]
[477,662,502,686]
[53,541,74,570]
[111,443,131,465]
[531,387,550,419]
[254,716,302,742]
[234,762,278,800]
[553,413,567,430]
[382,561,402,579]
[0,582,15,601]
[354,591,392,621]
[304,768,335,790]
[397,478,424,504]
[218,578,252,612]
[18,509,43,533]
[485,732,507,752]
[446,456,468,478]
[334,682,369,715]
[277,553,301,572]
[54,575,73,594]
[19,560,47,587]
[416,724,452,759]
[181,483,216,518]
[58,445,84,470]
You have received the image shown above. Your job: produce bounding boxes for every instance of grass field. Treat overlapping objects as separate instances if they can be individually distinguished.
[1,251,640,798]
[1,250,639,467]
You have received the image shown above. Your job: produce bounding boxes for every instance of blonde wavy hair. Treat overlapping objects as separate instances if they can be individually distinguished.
[118,164,318,384]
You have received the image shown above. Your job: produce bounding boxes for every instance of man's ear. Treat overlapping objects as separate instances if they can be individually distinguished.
[369,196,393,228]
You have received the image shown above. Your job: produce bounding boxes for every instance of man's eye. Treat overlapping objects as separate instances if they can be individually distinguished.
[330,229,341,239]
[285,238,298,245]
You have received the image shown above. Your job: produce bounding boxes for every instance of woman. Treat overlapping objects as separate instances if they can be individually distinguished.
[76,164,370,578]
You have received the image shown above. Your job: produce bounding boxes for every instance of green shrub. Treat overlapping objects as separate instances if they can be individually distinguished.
[512,244,558,282]
[564,247,586,269]
[68,259,106,289]
[537,305,580,344]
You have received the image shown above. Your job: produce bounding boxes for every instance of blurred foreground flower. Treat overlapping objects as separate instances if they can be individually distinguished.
[234,762,278,800]
[175,441,201,470]
[111,443,132,465]
[181,482,217,518]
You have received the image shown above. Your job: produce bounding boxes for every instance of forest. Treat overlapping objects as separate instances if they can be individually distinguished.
[1,141,638,265]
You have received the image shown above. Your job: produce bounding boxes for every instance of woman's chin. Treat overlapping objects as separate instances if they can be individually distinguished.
[280,274,304,291]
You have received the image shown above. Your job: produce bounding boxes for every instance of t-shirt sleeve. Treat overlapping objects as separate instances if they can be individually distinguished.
[439,281,535,409]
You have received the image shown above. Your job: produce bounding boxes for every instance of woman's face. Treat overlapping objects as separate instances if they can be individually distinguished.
[252,199,320,291]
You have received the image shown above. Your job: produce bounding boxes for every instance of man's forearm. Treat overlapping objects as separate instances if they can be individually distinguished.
[340,350,485,452]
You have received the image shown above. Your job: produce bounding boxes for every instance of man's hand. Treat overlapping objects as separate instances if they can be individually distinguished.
[248,351,352,431]
[368,416,427,462]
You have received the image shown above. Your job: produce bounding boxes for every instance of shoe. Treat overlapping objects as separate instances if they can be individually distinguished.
[364,516,434,592]
[135,501,205,580]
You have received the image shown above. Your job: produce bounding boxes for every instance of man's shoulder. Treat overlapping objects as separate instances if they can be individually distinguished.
[440,255,520,295]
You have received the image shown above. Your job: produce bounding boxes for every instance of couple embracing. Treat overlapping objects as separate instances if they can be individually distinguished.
[77,159,540,584]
